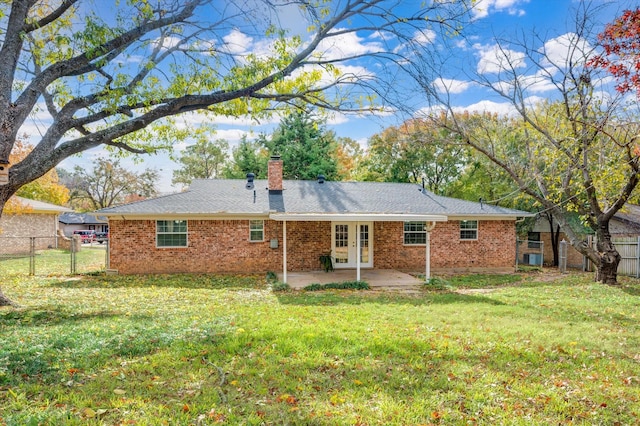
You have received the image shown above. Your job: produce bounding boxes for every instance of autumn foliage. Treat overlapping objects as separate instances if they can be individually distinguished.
[588,8,640,97]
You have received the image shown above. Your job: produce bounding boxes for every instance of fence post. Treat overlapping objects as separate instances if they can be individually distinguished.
[559,239,567,273]
[70,235,79,274]
[636,236,640,279]
[29,237,35,276]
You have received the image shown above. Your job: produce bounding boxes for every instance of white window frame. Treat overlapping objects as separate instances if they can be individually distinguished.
[460,220,478,241]
[156,220,188,247]
[249,220,264,242]
[403,221,427,245]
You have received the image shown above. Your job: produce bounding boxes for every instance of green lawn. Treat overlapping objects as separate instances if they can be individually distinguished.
[1,272,639,425]
[1,247,106,276]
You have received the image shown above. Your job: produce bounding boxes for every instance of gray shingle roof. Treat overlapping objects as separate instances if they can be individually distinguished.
[13,196,72,213]
[59,212,108,225]
[96,179,531,218]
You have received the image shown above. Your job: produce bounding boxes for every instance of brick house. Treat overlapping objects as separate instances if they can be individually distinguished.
[530,205,640,269]
[0,196,71,254]
[59,212,109,236]
[97,156,531,281]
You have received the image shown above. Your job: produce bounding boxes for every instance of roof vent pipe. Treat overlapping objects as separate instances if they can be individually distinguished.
[317,174,325,184]
[245,173,255,190]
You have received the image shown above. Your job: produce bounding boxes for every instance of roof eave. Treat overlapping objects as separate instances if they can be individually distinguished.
[269,213,448,222]
[99,212,271,220]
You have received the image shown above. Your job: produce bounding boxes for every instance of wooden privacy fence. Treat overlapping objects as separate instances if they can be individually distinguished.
[585,236,640,278]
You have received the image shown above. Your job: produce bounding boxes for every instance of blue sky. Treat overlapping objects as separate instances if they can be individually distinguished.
[43,0,632,192]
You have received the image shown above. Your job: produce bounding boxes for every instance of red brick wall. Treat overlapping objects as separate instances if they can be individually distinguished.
[109,219,284,274]
[268,158,283,191]
[374,220,516,273]
[539,232,584,268]
[109,219,516,274]
[286,221,332,271]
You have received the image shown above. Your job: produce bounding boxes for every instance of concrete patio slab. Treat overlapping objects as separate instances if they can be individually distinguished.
[280,269,424,290]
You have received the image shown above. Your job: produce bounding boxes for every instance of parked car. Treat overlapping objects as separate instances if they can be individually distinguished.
[73,230,96,243]
[96,231,109,244]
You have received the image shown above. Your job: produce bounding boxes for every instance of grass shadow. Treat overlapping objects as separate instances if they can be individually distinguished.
[46,274,268,291]
[0,305,144,328]
[275,289,506,307]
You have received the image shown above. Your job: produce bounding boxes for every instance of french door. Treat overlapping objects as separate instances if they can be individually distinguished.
[332,222,373,268]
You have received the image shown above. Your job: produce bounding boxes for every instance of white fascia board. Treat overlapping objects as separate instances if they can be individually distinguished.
[99,212,271,220]
[447,214,535,221]
[269,213,448,222]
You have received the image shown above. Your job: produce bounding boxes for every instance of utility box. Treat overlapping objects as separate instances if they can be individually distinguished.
[0,159,8,185]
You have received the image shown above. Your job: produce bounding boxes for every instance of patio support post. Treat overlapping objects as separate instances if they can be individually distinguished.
[356,221,361,281]
[425,221,436,281]
[283,220,288,283]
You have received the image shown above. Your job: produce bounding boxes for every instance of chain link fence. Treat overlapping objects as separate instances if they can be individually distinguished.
[0,235,107,276]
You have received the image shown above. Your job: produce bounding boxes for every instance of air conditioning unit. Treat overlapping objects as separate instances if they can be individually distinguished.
[523,253,542,265]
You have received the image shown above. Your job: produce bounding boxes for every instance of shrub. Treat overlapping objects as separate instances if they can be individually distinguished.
[270,281,290,292]
[265,271,278,282]
[303,281,369,291]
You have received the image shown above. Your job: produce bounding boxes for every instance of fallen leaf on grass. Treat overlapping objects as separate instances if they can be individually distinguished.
[113,389,126,395]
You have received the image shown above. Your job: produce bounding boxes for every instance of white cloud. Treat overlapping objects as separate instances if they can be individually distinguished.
[453,100,516,115]
[434,78,473,94]
[173,111,279,129]
[475,43,526,74]
[472,0,528,20]
[413,29,436,46]
[369,30,394,41]
[151,35,183,51]
[315,29,384,61]
[221,29,254,55]
[540,32,593,68]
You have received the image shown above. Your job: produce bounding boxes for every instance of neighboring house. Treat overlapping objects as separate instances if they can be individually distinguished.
[0,196,72,253]
[97,156,531,281]
[58,212,109,236]
[530,205,640,269]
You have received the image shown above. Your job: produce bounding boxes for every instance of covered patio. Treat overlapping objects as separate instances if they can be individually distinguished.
[270,213,447,285]
[279,268,425,290]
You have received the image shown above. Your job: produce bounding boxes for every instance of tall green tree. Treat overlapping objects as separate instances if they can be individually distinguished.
[261,111,338,180]
[0,0,471,305]
[335,136,366,181]
[362,119,471,196]
[172,139,229,188]
[222,136,268,179]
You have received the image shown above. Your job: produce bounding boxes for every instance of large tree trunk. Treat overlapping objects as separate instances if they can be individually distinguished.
[594,217,621,285]
[545,214,560,267]
[0,287,16,307]
[0,189,17,307]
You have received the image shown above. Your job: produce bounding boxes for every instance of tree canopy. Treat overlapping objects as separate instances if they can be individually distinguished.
[172,138,229,188]
[0,0,470,211]
[260,111,339,180]
[0,0,471,305]
[420,2,640,283]
[65,158,158,210]
[588,8,640,97]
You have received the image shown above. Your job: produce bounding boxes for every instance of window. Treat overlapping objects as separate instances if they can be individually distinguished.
[157,220,187,247]
[249,220,264,242]
[460,220,478,240]
[527,232,541,249]
[404,221,426,245]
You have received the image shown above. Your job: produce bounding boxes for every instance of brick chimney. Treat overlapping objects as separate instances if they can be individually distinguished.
[268,155,283,193]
